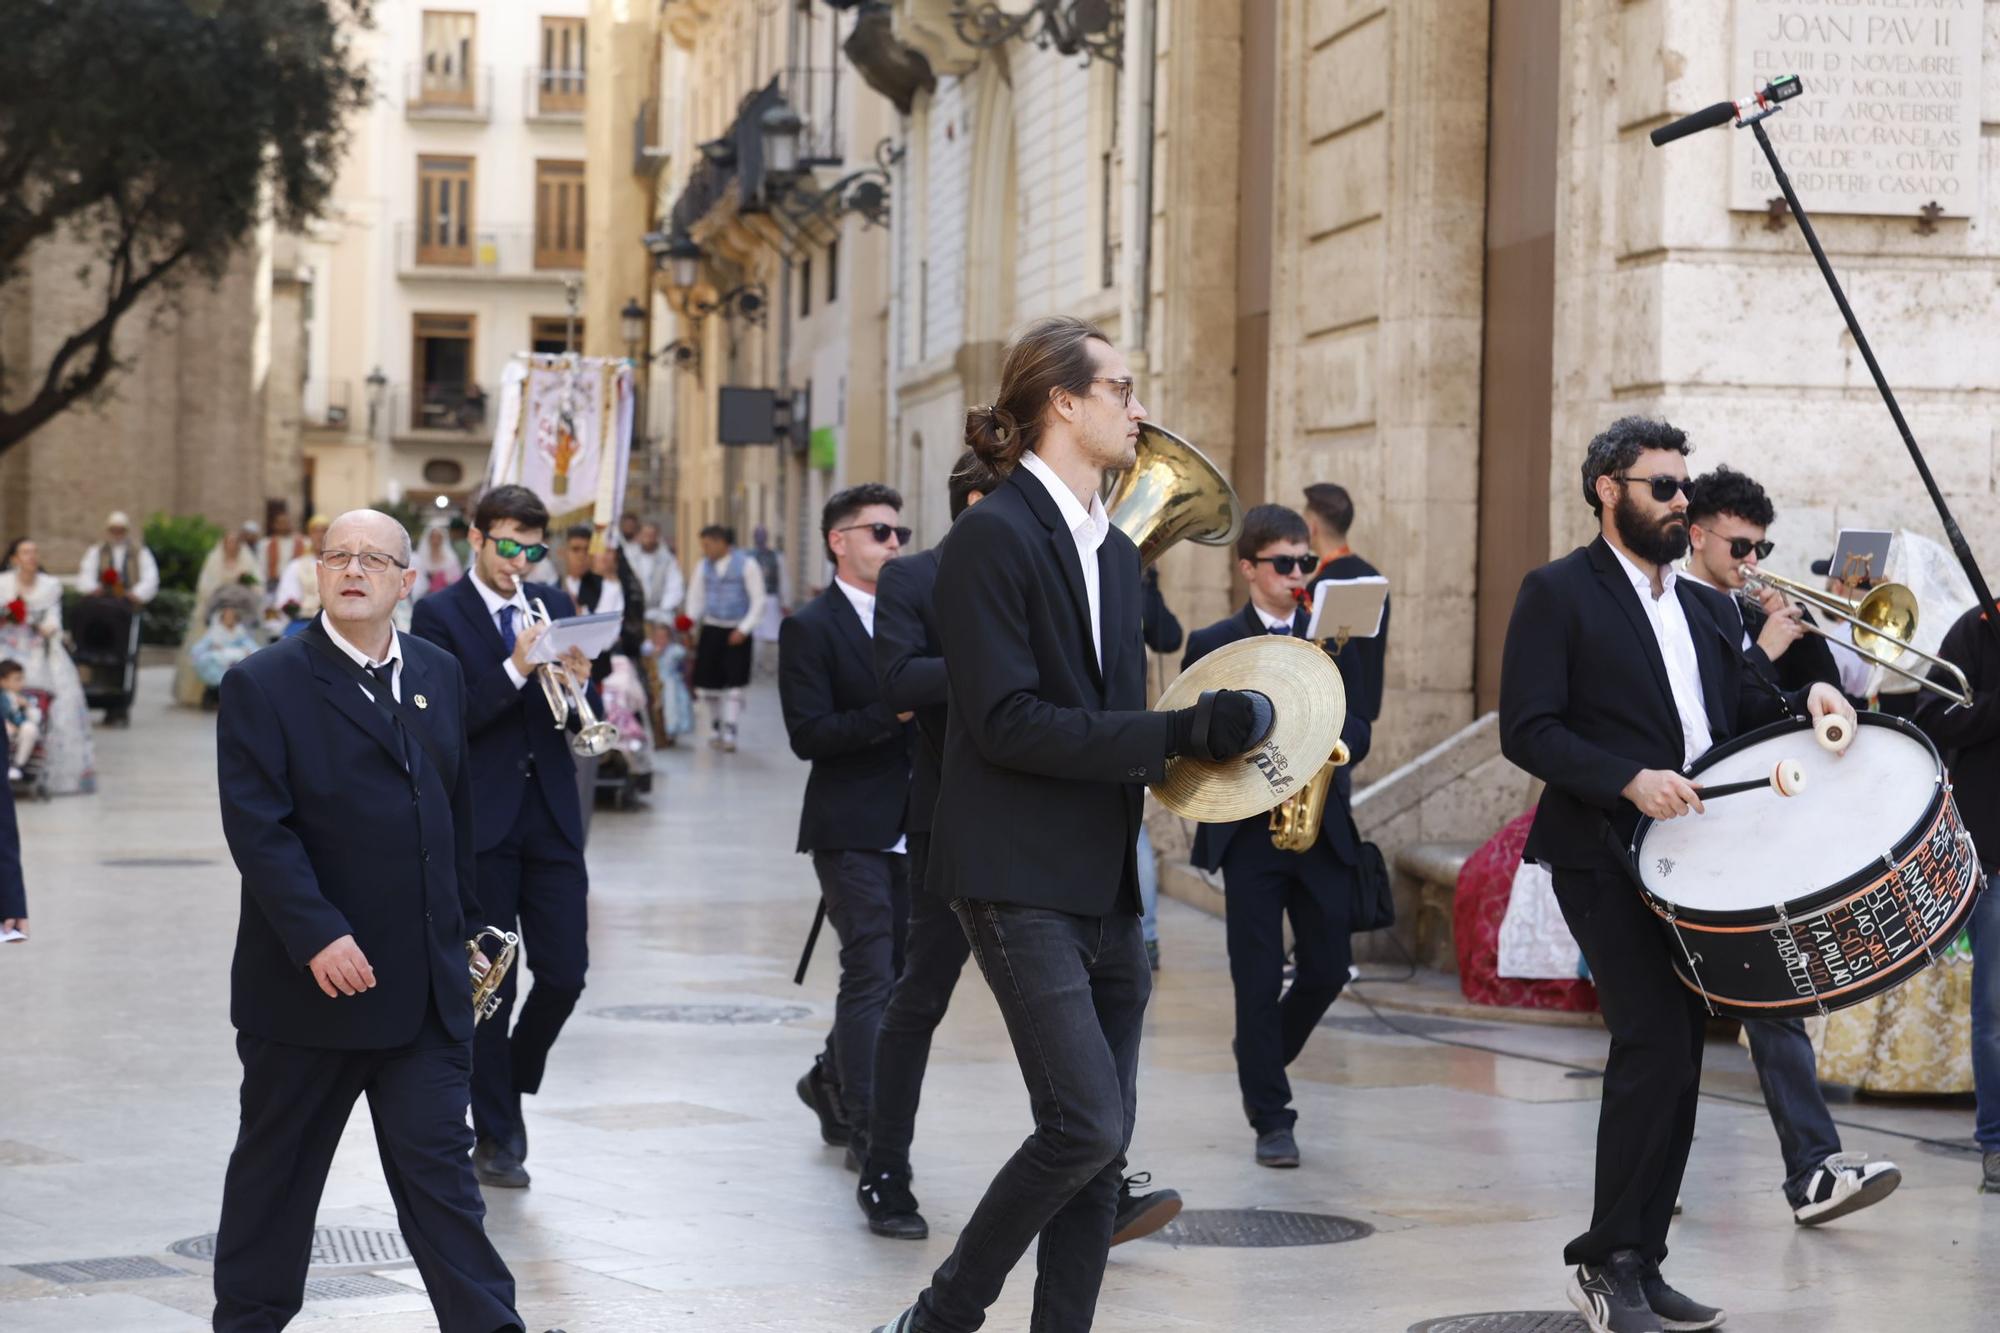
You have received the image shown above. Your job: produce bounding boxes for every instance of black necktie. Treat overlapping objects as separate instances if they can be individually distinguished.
[367,661,413,771]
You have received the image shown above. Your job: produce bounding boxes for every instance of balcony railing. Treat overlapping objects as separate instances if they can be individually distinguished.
[779,64,844,166]
[395,224,583,279]
[526,65,587,120]
[386,383,494,437]
[405,62,493,120]
[302,379,354,430]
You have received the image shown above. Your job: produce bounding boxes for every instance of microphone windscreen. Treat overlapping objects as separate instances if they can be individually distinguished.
[1649,100,1738,147]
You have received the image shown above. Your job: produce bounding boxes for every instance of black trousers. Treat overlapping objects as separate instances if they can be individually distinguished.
[914,904,1149,1333]
[213,1002,520,1333]
[1221,833,1353,1134]
[472,777,589,1158]
[813,848,910,1137]
[1550,865,1708,1267]
[868,833,972,1176]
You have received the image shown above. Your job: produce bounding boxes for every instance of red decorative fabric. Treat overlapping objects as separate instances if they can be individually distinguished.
[1453,808,1600,1013]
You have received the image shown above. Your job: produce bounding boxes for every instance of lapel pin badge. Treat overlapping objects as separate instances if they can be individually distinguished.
[413,694,429,710]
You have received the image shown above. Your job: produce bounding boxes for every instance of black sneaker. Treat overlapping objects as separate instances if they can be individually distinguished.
[1255,1128,1300,1168]
[858,1169,928,1240]
[1567,1250,1664,1332]
[1110,1171,1182,1245]
[797,1059,851,1146]
[1793,1152,1901,1225]
[871,1309,918,1333]
[1641,1266,1725,1332]
[1983,1150,2000,1193]
[843,1132,870,1174]
[472,1139,530,1190]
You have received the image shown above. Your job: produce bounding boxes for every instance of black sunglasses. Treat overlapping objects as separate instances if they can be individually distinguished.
[837,523,912,546]
[1725,536,1776,561]
[1614,474,1694,503]
[489,536,550,563]
[1247,554,1320,577]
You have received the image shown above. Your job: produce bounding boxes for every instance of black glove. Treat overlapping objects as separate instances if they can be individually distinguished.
[1167,689,1271,762]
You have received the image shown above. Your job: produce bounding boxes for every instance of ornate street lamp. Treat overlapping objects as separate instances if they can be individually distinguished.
[952,0,1123,67]
[619,298,647,358]
[760,100,805,179]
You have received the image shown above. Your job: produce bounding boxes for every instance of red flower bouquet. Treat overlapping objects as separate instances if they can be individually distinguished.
[4,598,26,625]
[98,567,121,591]
[673,614,694,634]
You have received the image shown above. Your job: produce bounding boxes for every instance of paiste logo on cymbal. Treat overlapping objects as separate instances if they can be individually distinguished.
[1246,744,1297,794]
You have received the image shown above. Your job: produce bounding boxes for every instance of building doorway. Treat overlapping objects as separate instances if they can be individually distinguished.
[411,312,480,433]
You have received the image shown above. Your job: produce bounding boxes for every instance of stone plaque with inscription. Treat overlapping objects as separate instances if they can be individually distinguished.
[1731,0,1982,217]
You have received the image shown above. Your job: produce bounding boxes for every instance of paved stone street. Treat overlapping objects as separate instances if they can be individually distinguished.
[0,667,1993,1331]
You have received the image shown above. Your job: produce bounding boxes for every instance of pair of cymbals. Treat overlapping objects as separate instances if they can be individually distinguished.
[1151,635,1348,822]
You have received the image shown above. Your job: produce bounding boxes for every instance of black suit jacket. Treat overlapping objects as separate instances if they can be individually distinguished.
[930,468,1172,916]
[875,545,947,835]
[1181,603,1374,873]
[1720,589,1843,694]
[779,583,912,853]
[1310,552,1389,721]
[217,629,479,1050]
[410,575,585,854]
[0,774,23,921]
[1499,537,1802,872]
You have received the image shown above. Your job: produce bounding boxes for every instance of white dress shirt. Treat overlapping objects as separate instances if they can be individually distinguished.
[1609,542,1712,768]
[318,611,403,703]
[470,568,532,690]
[831,575,905,855]
[76,542,161,603]
[685,551,769,634]
[1017,448,1110,670]
[1253,604,1295,633]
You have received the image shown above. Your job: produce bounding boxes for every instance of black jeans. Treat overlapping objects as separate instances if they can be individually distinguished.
[214,1003,520,1333]
[1550,866,1707,1267]
[1221,834,1353,1134]
[868,834,971,1176]
[472,780,588,1159]
[813,848,911,1133]
[914,902,1150,1333]
[1744,1017,1842,1206]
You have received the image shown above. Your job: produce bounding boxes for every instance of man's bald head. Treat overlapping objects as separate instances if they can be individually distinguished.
[325,510,414,566]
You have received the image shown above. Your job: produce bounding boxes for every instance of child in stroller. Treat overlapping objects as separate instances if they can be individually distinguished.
[1,659,53,800]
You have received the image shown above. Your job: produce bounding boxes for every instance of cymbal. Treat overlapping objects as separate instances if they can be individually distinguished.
[1151,635,1347,822]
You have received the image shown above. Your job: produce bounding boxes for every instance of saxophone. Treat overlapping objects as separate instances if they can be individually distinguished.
[468,926,521,1023]
[1269,584,1351,851]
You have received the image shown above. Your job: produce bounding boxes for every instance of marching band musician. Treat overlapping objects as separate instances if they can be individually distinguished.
[411,485,594,1193]
[211,510,550,1333]
[1680,466,1902,1227]
[1181,503,1371,1170]
[1499,419,1854,1333]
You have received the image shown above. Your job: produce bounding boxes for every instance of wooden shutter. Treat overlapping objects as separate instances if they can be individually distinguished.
[539,17,586,114]
[417,156,475,265]
[534,159,586,270]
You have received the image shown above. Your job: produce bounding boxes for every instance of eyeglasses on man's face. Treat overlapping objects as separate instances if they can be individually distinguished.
[488,537,550,564]
[1614,474,1694,504]
[1090,377,1136,409]
[1247,553,1320,578]
[319,549,409,575]
[836,523,913,547]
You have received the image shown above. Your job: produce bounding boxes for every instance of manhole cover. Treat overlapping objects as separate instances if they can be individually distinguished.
[15,1256,187,1284]
[306,1273,416,1301]
[1142,1209,1371,1248]
[592,1003,813,1025]
[170,1226,412,1272]
[1321,1013,1486,1037]
[1409,1315,1588,1333]
[98,857,216,868]
[1918,1136,1981,1159]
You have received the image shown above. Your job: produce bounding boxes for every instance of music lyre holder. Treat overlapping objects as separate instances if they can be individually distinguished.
[1651,77,2000,684]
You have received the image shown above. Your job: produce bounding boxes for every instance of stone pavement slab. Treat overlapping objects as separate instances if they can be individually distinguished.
[0,668,1992,1331]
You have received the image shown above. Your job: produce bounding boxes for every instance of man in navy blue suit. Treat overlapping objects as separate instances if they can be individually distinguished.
[212,509,551,1333]
[1181,503,1373,1171]
[411,485,592,1192]
[408,482,588,1184]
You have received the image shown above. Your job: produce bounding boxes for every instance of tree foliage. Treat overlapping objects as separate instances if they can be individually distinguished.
[0,0,371,454]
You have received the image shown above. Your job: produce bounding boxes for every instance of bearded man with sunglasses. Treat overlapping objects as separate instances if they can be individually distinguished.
[1500,418,1856,1333]
[778,483,914,1176]
[411,484,595,1192]
[1180,503,1374,1168]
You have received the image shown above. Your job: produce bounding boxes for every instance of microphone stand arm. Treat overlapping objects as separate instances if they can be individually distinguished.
[1746,116,2000,661]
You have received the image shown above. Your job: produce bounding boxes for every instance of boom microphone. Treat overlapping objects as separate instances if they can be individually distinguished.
[1649,74,1802,147]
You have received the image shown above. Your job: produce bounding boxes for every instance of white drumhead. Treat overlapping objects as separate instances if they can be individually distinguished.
[1635,724,1939,914]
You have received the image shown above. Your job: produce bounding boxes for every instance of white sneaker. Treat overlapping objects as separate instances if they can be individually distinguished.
[6,767,19,781]
[1794,1152,1901,1225]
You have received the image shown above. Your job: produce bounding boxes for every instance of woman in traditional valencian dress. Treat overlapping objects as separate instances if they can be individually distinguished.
[0,539,96,795]
[174,526,264,706]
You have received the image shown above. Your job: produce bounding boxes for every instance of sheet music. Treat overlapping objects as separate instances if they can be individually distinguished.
[1305,576,1389,644]
[523,611,624,665]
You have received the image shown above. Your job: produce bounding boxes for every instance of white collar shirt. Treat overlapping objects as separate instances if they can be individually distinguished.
[1018,449,1110,669]
[1609,542,1712,768]
[1681,567,1752,652]
[1253,604,1295,634]
[470,568,532,689]
[318,611,404,704]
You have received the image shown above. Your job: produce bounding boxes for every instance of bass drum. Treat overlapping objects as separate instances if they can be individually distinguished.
[1630,713,1981,1020]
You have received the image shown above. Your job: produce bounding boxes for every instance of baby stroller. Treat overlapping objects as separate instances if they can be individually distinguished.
[8,686,55,803]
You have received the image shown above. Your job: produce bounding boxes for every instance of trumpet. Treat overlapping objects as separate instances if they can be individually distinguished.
[527,598,621,756]
[468,926,520,1023]
[1738,566,1971,708]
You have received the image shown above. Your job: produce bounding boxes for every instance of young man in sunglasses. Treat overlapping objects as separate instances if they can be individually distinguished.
[1180,504,1373,1168]
[1679,467,1903,1229]
[411,484,594,1191]
[1500,418,1856,1333]
[777,483,914,1179]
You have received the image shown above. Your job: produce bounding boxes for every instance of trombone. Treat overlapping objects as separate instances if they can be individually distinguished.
[527,598,621,756]
[1738,566,1971,708]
